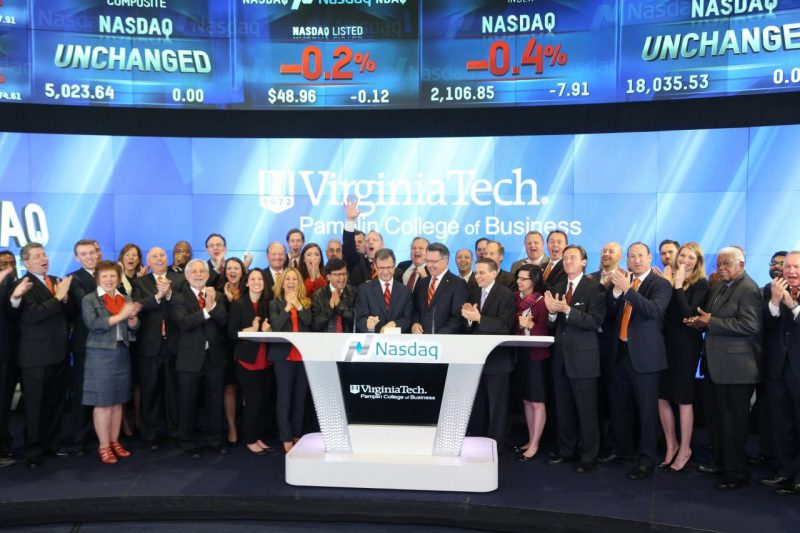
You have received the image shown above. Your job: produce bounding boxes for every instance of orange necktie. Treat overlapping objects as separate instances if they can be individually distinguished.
[427,276,438,306]
[618,278,641,341]
[792,287,799,302]
[45,276,56,297]
[543,262,553,281]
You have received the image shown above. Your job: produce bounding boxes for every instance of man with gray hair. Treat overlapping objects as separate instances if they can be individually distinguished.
[688,246,762,490]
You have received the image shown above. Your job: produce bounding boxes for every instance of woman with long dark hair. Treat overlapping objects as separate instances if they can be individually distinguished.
[216,257,247,446]
[299,243,326,297]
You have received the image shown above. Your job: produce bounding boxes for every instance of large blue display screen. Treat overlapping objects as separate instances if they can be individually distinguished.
[1,125,798,287]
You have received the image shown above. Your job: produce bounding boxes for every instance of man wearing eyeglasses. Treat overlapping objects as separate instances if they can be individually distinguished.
[687,246,762,490]
[354,249,412,333]
[411,243,468,335]
[312,258,357,333]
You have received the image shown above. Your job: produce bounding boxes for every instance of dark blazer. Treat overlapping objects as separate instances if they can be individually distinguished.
[261,268,283,297]
[607,271,672,373]
[227,295,271,365]
[170,286,229,372]
[412,271,468,334]
[16,273,70,368]
[705,272,763,384]
[342,228,372,287]
[81,291,138,350]
[0,275,19,363]
[206,259,222,287]
[465,283,516,374]
[463,271,478,291]
[764,294,800,382]
[550,276,607,379]
[544,259,567,290]
[312,284,357,333]
[132,271,186,356]
[268,299,312,362]
[355,279,413,333]
[67,268,96,354]
[495,269,518,292]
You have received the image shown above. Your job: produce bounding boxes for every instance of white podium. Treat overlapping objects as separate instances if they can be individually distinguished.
[241,332,552,492]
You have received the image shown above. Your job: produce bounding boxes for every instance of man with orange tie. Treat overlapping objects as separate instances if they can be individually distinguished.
[354,250,412,333]
[543,230,568,290]
[9,243,73,468]
[411,243,468,335]
[601,242,671,480]
[312,258,358,333]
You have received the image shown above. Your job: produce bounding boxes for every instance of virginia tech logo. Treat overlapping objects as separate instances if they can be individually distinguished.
[259,170,295,214]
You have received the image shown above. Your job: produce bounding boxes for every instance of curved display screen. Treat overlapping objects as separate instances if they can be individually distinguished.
[1,0,799,109]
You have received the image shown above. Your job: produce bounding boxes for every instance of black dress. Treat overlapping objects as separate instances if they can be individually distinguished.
[659,279,710,404]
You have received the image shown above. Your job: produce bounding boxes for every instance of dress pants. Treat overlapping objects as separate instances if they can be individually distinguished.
[68,351,94,448]
[704,377,754,482]
[273,361,308,443]
[236,364,274,445]
[21,359,69,459]
[177,353,225,452]
[553,356,599,463]
[610,343,660,467]
[468,372,511,449]
[767,364,800,482]
[137,341,174,443]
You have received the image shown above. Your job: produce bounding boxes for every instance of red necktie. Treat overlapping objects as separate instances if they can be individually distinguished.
[427,277,438,306]
[384,282,391,311]
[198,290,206,310]
[792,287,799,302]
[543,262,553,281]
[335,289,343,332]
[566,281,573,305]
[370,262,377,279]
[619,278,640,341]
[45,276,55,296]
[407,268,418,290]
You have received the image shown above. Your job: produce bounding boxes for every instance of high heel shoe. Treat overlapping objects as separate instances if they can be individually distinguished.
[98,446,118,464]
[512,443,530,455]
[669,452,692,472]
[657,450,678,469]
[516,449,538,463]
[247,444,266,455]
[110,442,131,458]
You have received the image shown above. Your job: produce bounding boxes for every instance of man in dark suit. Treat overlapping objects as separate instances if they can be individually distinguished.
[0,252,20,466]
[9,243,72,468]
[511,231,549,276]
[284,228,305,270]
[463,258,515,449]
[689,247,763,490]
[543,230,568,290]
[545,245,606,472]
[312,258,357,333]
[133,246,185,449]
[455,248,477,290]
[763,251,800,494]
[484,241,517,291]
[602,242,671,480]
[262,242,287,295]
[342,199,384,288]
[411,243,468,335]
[395,237,429,292]
[66,239,99,454]
[170,258,228,458]
[170,241,192,274]
[355,249,413,333]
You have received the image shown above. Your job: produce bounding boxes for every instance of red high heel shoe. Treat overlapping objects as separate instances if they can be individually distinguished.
[99,446,118,464]
[110,442,131,458]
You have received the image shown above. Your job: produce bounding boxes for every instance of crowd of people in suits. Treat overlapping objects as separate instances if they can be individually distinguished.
[1,198,799,496]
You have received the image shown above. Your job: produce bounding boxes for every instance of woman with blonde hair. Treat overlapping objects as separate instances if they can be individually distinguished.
[657,242,710,472]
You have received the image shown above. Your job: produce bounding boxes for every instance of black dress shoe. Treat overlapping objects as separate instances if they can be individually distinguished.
[546,453,575,465]
[776,483,800,495]
[144,441,160,451]
[45,448,69,458]
[576,462,596,473]
[0,457,16,468]
[598,453,629,464]
[516,452,537,463]
[697,463,722,475]
[627,465,653,480]
[226,440,239,448]
[716,477,748,490]
[760,474,791,487]
[747,453,775,466]
[213,446,228,456]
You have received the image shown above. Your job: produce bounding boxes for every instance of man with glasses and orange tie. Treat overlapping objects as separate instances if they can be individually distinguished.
[354,250,412,334]
[411,243,468,335]
[312,258,358,334]
[9,243,73,468]
[601,242,671,481]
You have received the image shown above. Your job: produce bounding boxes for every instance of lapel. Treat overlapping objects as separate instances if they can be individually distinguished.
[480,284,498,312]
[389,280,403,310]
[429,272,450,306]
[570,276,589,304]
[712,274,743,312]
[27,272,50,298]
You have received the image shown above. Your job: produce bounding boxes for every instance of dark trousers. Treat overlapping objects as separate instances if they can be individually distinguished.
[236,364,274,445]
[610,344,660,467]
[469,372,511,449]
[767,364,800,481]
[68,351,94,447]
[21,359,69,459]
[137,342,173,443]
[177,355,225,451]
[705,377,754,482]
[273,361,308,443]
[553,358,599,463]
[0,360,17,451]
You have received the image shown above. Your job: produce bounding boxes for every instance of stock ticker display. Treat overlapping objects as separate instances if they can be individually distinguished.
[0,0,799,109]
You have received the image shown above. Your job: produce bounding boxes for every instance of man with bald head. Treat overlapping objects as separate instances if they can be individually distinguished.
[132,246,186,449]
[484,241,517,291]
[263,242,287,295]
[589,242,622,288]
[342,198,384,287]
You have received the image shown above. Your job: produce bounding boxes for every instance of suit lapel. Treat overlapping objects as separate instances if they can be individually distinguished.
[430,272,450,306]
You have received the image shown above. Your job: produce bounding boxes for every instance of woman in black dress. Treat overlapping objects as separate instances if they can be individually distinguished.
[217,257,247,446]
[657,242,710,472]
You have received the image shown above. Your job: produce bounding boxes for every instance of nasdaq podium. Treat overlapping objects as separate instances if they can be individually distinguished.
[241,332,552,492]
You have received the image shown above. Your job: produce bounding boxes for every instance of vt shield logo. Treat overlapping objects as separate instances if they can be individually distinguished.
[259,170,295,214]
[349,385,360,394]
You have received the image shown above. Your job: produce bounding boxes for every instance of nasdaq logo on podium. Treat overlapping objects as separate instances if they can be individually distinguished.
[259,170,295,214]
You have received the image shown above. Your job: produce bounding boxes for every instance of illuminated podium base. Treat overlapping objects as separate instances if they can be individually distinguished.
[286,433,498,493]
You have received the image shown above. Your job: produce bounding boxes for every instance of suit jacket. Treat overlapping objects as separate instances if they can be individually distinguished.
[261,268,283,297]
[0,275,19,363]
[16,273,70,368]
[607,271,672,373]
[227,295,271,365]
[132,271,186,356]
[312,284,357,333]
[394,261,428,290]
[511,256,549,277]
[495,269,518,292]
[463,271,478,291]
[342,228,372,287]
[412,271,468,334]
[544,259,567,290]
[267,299,312,361]
[82,291,138,350]
[465,283,516,374]
[355,279,413,333]
[550,276,606,379]
[67,268,96,354]
[206,259,223,288]
[704,272,763,384]
[764,296,800,382]
[170,286,229,372]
